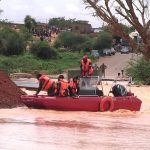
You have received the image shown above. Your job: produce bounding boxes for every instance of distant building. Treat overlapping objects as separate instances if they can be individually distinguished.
[70,20,93,34]
[0,22,24,29]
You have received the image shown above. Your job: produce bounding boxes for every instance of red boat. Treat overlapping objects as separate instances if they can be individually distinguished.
[21,77,142,112]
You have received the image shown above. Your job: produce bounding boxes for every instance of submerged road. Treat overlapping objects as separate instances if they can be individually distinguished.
[96,52,140,79]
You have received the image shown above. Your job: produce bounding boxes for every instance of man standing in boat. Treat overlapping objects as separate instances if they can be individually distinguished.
[80,55,94,77]
[35,73,56,96]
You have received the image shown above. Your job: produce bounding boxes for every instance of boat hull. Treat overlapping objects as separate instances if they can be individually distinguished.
[21,95,102,112]
[21,95,142,112]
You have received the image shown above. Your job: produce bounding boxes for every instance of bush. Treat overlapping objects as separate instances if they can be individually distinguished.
[80,40,93,53]
[93,31,112,50]
[54,32,92,51]
[125,57,150,85]
[0,27,26,56]
[30,41,58,59]
[19,27,32,42]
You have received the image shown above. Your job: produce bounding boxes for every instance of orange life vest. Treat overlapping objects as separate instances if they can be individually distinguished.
[88,66,94,76]
[39,75,54,90]
[69,80,78,94]
[81,59,91,72]
[59,79,68,96]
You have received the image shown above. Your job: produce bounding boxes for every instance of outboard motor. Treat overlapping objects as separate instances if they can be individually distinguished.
[112,84,128,97]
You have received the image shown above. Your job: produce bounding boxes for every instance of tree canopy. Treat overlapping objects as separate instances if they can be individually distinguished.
[83,0,150,60]
[24,15,37,32]
[48,17,76,29]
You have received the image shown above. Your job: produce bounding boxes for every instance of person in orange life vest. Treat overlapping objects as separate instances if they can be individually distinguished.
[68,76,80,96]
[35,73,56,96]
[80,55,93,77]
[55,74,69,96]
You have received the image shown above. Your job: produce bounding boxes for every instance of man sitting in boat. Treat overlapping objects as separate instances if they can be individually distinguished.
[68,76,80,96]
[80,55,94,77]
[35,73,56,96]
[55,75,69,97]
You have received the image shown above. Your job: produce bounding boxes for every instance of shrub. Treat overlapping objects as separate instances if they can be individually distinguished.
[30,41,58,59]
[93,31,112,50]
[0,27,26,56]
[80,40,93,53]
[125,57,150,85]
[54,32,92,51]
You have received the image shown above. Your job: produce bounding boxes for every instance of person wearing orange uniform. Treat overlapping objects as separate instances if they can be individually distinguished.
[80,55,94,77]
[68,76,80,96]
[55,75,69,96]
[35,73,56,96]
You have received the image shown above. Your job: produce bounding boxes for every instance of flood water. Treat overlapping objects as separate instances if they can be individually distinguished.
[0,79,150,150]
[0,108,150,150]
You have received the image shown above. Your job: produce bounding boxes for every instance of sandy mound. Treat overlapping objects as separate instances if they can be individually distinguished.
[0,70,25,108]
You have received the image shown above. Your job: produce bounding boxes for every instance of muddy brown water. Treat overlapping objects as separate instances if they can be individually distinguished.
[0,79,150,150]
[0,108,150,150]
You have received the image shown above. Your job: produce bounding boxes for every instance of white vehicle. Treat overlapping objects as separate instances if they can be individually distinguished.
[110,48,116,55]
[103,49,112,56]
[91,50,99,58]
[121,46,129,54]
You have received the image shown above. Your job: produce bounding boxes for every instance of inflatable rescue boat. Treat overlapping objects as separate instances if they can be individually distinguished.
[21,76,142,112]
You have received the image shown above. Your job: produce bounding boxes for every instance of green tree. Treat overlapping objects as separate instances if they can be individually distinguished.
[126,57,150,85]
[93,31,112,50]
[30,41,58,59]
[24,15,37,32]
[83,0,150,60]
[0,27,26,56]
[55,32,91,51]
[48,17,76,29]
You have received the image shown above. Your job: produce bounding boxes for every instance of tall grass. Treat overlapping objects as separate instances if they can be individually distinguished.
[0,52,84,74]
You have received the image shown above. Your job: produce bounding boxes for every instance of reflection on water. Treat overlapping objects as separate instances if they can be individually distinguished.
[0,108,150,150]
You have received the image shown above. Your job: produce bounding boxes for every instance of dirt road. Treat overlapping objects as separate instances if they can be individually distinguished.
[96,52,140,79]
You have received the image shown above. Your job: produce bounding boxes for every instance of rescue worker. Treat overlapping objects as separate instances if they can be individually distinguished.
[35,73,56,96]
[68,76,80,96]
[80,55,94,77]
[55,74,69,96]
[101,63,107,78]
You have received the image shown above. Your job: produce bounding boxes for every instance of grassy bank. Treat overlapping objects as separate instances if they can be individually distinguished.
[0,52,86,74]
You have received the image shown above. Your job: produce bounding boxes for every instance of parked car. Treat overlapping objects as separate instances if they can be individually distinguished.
[120,46,129,54]
[91,50,99,58]
[103,49,112,56]
[110,48,116,55]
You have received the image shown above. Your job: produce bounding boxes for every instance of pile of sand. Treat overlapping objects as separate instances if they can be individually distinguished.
[0,70,25,108]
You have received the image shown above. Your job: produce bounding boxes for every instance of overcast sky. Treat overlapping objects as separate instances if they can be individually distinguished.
[0,0,102,28]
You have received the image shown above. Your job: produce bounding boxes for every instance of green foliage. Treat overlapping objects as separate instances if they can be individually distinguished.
[80,40,93,52]
[125,57,150,85]
[54,32,93,52]
[0,27,26,56]
[24,15,37,32]
[48,17,75,29]
[0,52,83,74]
[19,27,32,42]
[30,41,58,59]
[121,24,135,34]
[93,31,112,49]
